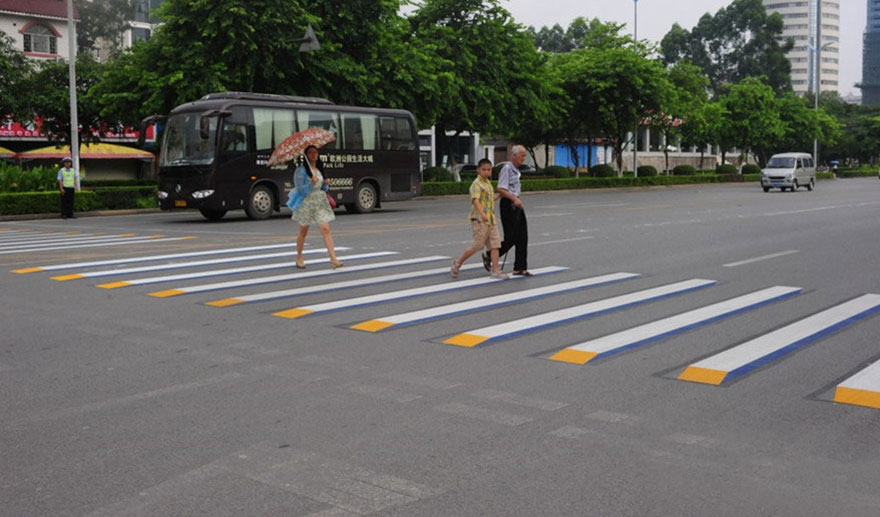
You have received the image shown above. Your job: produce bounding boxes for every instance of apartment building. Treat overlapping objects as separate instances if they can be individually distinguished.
[860,0,880,105]
[0,0,79,61]
[763,1,841,94]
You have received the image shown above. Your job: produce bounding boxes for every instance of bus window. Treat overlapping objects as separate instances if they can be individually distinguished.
[341,113,378,150]
[379,116,415,151]
[297,110,340,149]
[254,108,296,153]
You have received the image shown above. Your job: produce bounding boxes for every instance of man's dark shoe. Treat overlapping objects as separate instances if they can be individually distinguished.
[481,252,491,272]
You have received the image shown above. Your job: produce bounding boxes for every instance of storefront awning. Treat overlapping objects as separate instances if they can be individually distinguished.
[18,143,154,160]
[0,146,15,157]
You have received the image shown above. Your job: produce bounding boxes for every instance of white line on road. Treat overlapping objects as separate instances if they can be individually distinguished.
[150,256,450,297]
[723,250,800,268]
[0,236,194,255]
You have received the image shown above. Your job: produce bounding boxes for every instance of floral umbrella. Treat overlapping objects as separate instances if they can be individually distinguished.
[267,127,336,166]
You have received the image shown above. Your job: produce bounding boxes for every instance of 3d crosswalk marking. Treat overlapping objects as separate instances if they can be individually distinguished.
[207,262,486,307]
[834,361,880,409]
[93,252,395,288]
[0,233,125,248]
[0,236,196,255]
[549,286,802,365]
[0,231,98,244]
[351,272,639,333]
[678,294,880,385]
[442,278,717,348]
[12,242,307,274]
[51,247,350,281]
[0,234,142,251]
[272,266,569,319]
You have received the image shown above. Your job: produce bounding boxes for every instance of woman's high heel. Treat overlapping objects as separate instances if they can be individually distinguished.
[331,260,344,269]
[295,257,306,269]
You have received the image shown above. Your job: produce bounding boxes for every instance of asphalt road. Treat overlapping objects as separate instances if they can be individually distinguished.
[2,178,880,516]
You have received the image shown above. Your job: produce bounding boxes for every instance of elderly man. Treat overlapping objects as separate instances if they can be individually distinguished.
[484,145,531,276]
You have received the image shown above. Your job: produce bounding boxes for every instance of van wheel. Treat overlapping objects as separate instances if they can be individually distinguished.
[245,185,274,220]
[806,178,814,191]
[199,208,226,221]
[763,186,770,192]
[791,180,798,191]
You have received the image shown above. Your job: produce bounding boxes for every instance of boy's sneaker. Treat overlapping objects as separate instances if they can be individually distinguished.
[481,252,491,271]
[489,270,509,280]
[450,260,461,279]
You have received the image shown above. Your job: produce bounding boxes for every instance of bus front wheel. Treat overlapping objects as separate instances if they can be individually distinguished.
[246,185,275,220]
[347,183,377,213]
[199,208,227,221]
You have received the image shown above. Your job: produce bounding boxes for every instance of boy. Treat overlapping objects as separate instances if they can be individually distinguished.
[451,158,508,280]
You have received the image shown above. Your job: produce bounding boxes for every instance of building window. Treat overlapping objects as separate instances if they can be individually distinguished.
[23,24,57,55]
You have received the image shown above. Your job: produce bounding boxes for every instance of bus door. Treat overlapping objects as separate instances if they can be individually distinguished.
[216,107,254,209]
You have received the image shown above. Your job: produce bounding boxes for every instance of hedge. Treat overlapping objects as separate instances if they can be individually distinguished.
[421,174,775,196]
[0,186,157,215]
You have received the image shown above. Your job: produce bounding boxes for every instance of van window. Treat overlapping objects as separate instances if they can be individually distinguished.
[796,159,803,168]
[766,157,795,168]
[379,116,415,151]
[341,113,378,150]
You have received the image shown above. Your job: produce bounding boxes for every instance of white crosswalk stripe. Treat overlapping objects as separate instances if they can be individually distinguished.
[550,286,802,365]
[271,266,568,319]
[350,272,639,332]
[678,294,880,385]
[442,279,717,347]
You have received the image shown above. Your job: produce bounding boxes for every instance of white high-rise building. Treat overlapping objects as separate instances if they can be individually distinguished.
[763,1,840,95]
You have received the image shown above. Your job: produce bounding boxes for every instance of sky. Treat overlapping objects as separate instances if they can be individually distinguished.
[500,0,865,97]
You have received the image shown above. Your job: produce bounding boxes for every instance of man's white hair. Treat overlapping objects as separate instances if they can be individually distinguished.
[511,145,526,156]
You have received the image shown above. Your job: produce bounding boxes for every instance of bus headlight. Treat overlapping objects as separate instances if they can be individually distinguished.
[157,191,168,199]
[191,190,215,199]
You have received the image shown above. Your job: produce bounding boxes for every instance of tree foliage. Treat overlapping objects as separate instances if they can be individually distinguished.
[0,33,32,117]
[717,77,785,166]
[77,0,138,55]
[408,0,549,167]
[660,0,792,95]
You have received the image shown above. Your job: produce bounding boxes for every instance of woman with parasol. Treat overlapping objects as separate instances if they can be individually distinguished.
[270,128,343,269]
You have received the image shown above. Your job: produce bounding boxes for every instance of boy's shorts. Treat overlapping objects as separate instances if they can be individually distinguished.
[470,220,501,250]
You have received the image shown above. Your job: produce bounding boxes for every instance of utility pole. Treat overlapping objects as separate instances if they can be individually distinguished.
[67,0,79,188]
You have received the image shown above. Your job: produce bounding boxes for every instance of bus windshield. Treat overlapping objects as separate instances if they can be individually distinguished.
[160,113,218,167]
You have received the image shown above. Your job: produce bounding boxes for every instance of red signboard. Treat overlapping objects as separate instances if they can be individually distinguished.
[0,119,154,141]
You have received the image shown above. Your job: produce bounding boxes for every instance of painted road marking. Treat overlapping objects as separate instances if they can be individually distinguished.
[0,231,96,243]
[94,252,395,288]
[207,263,487,307]
[351,272,639,332]
[11,242,311,274]
[834,361,880,410]
[0,236,195,255]
[442,278,717,348]
[0,233,141,251]
[51,247,349,281]
[0,232,121,247]
[549,286,802,365]
[723,250,799,268]
[272,266,568,319]
[163,255,448,299]
[678,294,880,385]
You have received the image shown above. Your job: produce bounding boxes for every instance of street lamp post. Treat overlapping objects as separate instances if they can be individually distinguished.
[67,0,79,188]
[632,0,638,177]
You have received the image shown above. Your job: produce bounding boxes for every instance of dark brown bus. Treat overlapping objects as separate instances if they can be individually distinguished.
[151,92,420,221]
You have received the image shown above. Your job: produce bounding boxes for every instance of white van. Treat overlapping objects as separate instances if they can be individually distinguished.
[761,152,816,192]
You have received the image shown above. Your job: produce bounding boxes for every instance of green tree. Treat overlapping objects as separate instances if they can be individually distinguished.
[77,0,138,55]
[18,54,106,145]
[0,33,32,118]
[760,92,839,163]
[816,93,879,165]
[408,0,548,168]
[680,100,726,171]
[717,77,785,169]
[652,61,709,173]
[660,0,792,95]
